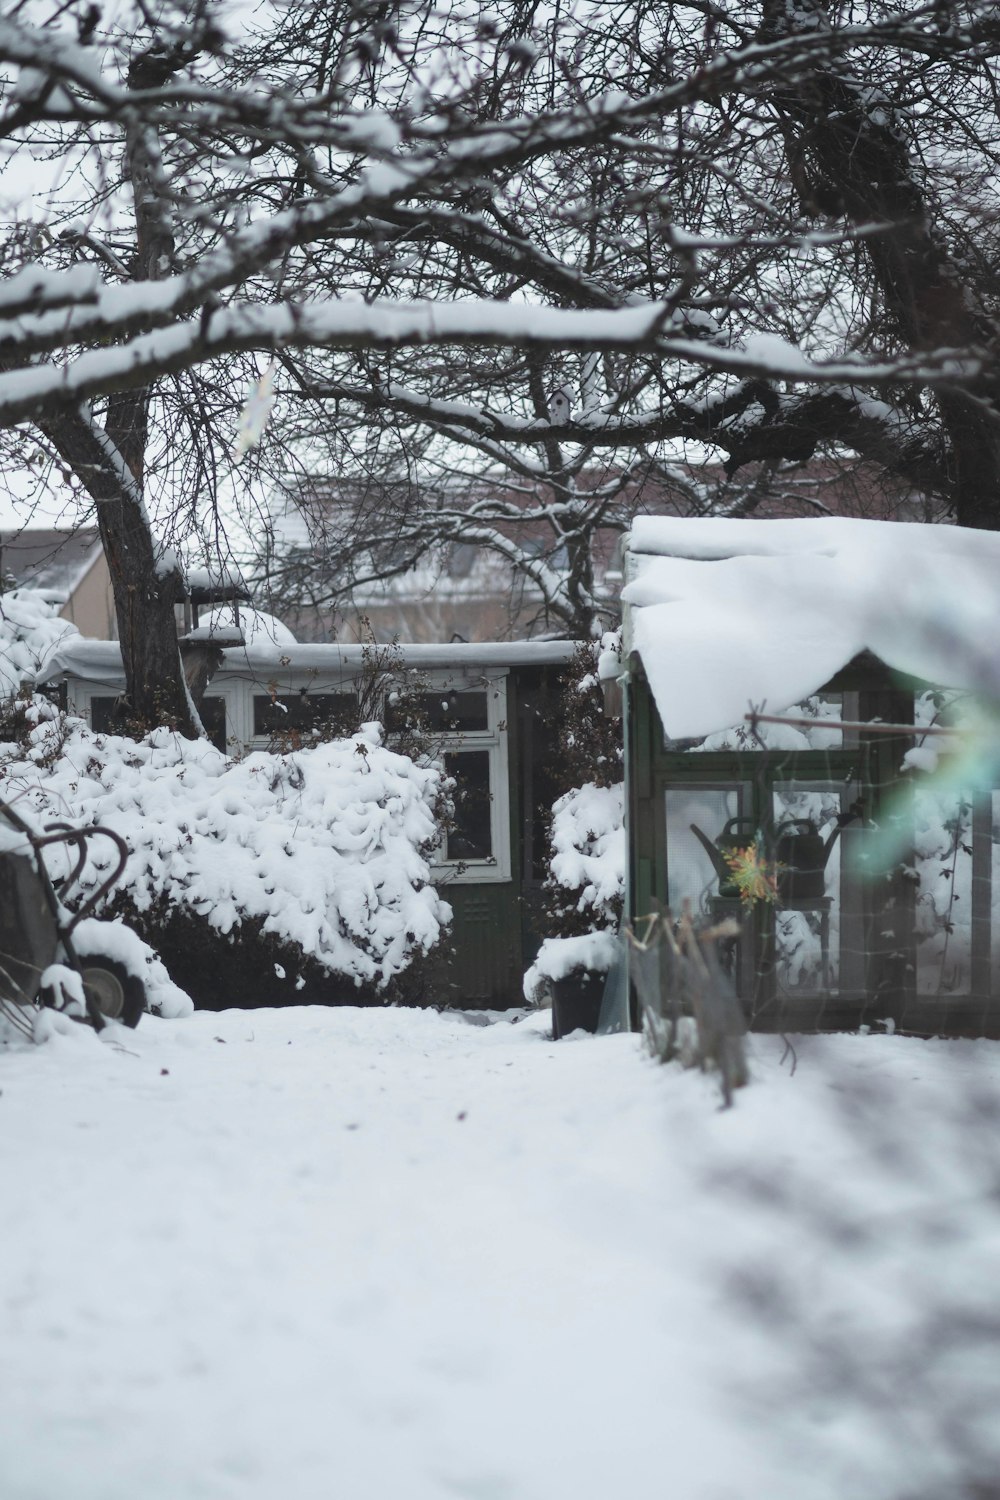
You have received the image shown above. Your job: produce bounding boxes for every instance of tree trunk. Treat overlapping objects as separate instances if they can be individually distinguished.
[36,408,197,733]
[37,44,202,735]
[761,0,1000,529]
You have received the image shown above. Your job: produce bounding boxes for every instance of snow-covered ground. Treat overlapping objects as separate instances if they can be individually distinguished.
[3,1009,999,1500]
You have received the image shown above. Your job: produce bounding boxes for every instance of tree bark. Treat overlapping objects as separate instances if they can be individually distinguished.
[97,95,198,733]
[36,406,196,733]
[36,40,202,735]
[760,0,1000,529]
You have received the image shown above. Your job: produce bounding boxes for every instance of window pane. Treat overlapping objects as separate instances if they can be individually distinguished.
[200,698,227,753]
[406,691,489,733]
[684,694,846,752]
[915,789,973,996]
[445,750,493,860]
[253,692,355,737]
[772,781,856,997]
[90,696,121,734]
[664,786,744,916]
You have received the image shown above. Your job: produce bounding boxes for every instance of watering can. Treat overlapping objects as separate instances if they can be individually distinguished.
[689,818,759,899]
[773,818,843,903]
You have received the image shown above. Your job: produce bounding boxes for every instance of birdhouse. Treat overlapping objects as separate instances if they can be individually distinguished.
[616,516,1000,1039]
[546,386,573,423]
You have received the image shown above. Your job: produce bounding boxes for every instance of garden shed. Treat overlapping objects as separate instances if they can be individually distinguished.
[38,637,578,1009]
[615,516,1000,1039]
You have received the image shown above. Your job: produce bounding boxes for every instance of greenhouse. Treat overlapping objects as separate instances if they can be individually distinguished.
[615,516,1000,1038]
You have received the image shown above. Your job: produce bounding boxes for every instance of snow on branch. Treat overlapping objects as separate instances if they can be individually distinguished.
[0,298,982,430]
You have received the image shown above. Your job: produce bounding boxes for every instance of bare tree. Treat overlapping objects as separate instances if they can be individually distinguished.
[255,0,1000,636]
[2,2,1000,708]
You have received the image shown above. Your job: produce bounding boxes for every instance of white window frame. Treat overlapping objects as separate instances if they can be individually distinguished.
[76,682,240,752]
[425,671,511,885]
[244,680,359,749]
[69,664,511,885]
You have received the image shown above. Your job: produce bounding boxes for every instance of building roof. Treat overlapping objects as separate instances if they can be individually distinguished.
[0,527,102,601]
[622,516,1000,740]
[38,637,580,688]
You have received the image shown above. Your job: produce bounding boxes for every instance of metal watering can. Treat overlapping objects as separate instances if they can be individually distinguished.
[690,813,854,905]
[772,818,843,903]
[689,817,759,899]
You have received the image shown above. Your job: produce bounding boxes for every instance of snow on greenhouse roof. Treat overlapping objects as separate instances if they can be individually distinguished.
[623,516,1000,740]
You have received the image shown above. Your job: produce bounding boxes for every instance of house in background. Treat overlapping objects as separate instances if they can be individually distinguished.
[253,475,634,644]
[253,459,931,647]
[0,528,116,639]
[614,515,1000,1040]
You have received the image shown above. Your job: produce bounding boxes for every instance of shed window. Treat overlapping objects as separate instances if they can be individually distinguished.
[665,786,746,914]
[420,675,509,882]
[445,750,493,860]
[253,692,356,739]
[389,690,489,734]
[91,695,227,753]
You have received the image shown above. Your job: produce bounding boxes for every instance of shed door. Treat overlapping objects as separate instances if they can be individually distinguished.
[444,885,522,1008]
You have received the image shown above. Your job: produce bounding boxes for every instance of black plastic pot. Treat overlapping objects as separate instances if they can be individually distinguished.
[551,969,607,1039]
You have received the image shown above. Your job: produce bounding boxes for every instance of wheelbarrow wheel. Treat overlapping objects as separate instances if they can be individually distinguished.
[80,957,146,1028]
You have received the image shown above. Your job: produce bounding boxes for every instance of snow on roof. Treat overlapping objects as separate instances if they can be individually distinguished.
[199,605,297,647]
[623,517,1000,740]
[185,562,249,598]
[0,527,102,601]
[38,637,579,686]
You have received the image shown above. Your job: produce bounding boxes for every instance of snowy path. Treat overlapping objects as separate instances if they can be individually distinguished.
[3,1007,999,1500]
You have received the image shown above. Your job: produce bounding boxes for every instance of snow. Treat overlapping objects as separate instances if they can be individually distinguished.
[902,743,941,774]
[524,929,621,999]
[185,562,247,594]
[548,781,625,923]
[2,1009,999,1499]
[0,295,925,429]
[1,709,448,992]
[622,516,1000,739]
[197,605,297,647]
[39,637,579,686]
[0,261,99,315]
[71,916,193,1020]
[741,329,816,374]
[0,589,77,698]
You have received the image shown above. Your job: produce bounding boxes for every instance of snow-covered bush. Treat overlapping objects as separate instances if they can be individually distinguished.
[548,781,625,929]
[540,637,624,938]
[0,589,76,701]
[556,634,623,790]
[526,639,625,1005]
[0,702,450,1008]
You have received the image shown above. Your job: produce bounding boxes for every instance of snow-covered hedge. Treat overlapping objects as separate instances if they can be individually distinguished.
[549,780,625,928]
[525,639,626,1007]
[0,704,450,994]
[525,769,624,1008]
[0,589,76,698]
